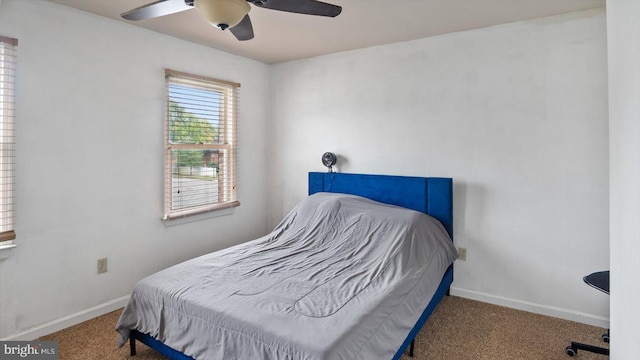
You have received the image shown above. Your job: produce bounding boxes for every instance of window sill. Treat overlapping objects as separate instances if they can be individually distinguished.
[163,205,237,227]
[0,240,17,261]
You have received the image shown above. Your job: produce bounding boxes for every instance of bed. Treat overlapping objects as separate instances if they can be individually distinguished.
[116,172,456,360]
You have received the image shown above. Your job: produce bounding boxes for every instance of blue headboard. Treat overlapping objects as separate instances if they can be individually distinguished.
[308,172,453,239]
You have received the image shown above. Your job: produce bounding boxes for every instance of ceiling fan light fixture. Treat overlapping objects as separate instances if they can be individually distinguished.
[195,0,251,30]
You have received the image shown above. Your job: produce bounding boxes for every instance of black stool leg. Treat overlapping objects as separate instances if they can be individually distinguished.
[567,341,609,356]
[565,328,610,357]
[130,335,137,356]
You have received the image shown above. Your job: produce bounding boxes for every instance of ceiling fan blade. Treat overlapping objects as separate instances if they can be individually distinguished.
[253,0,342,17]
[230,14,255,41]
[121,0,193,21]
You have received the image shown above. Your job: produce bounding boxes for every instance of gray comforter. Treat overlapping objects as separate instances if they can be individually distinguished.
[116,192,457,360]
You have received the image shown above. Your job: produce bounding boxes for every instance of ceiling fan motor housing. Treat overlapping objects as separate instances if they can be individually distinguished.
[194,0,251,29]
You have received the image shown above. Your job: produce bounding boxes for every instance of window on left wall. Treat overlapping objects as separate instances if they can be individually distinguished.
[0,36,17,243]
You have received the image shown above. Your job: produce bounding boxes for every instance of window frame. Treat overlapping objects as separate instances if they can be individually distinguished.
[0,35,17,241]
[163,69,240,220]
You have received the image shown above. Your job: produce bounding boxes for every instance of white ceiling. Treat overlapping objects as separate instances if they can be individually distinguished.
[47,0,605,64]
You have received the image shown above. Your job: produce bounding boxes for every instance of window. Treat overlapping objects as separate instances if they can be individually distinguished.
[164,69,239,220]
[0,36,16,241]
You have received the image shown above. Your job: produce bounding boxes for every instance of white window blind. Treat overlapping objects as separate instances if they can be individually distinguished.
[0,36,16,241]
[164,69,239,220]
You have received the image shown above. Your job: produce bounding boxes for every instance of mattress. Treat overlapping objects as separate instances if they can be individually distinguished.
[116,192,458,360]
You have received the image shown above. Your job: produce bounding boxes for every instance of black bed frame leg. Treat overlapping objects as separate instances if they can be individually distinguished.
[409,339,415,357]
[130,335,137,356]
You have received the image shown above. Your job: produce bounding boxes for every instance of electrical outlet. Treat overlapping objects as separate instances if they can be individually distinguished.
[458,247,467,261]
[97,258,108,274]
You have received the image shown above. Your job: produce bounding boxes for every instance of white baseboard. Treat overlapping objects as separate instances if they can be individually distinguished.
[450,287,610,329]
[1,295,130,341]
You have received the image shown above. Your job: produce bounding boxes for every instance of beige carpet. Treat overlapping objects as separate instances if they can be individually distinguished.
[39,296,608,359]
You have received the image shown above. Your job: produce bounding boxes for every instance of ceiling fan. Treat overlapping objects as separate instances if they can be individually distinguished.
[121,0,342,41]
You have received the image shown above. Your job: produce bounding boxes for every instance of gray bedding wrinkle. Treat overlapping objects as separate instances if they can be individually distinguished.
[116,192,457,360]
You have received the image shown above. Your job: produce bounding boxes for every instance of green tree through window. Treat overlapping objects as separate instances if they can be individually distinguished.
[169,100,217,167]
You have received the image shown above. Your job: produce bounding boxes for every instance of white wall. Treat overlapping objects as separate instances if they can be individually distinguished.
[0,0,270,339]
[270,10,610,326]
[607,0,640,358]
